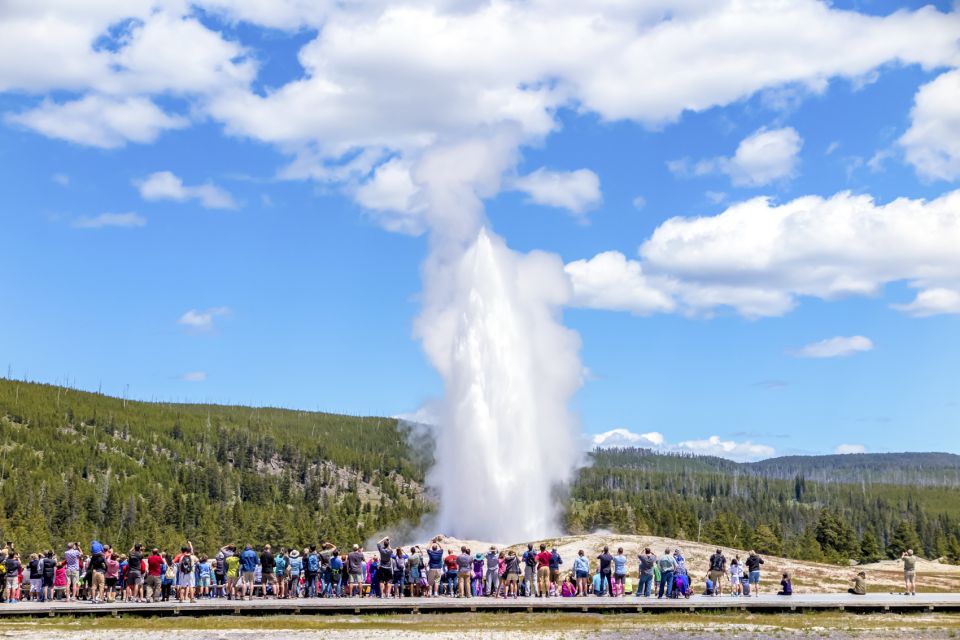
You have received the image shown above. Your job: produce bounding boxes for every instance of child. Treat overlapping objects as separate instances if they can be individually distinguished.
[54,561,67,601]
[729,558,743,597]
[848,571,866,595]
[704,575,715,596]
[777,572,792,596]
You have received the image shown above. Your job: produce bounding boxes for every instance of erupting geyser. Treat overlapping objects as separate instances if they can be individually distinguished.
[416,226,583,542]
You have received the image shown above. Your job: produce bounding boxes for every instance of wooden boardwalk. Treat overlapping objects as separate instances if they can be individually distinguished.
[2,593,959,617]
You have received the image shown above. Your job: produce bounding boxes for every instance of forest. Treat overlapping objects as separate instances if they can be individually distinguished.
[566,448,960,564]
[0,378,430,553]
[2,378,958,566]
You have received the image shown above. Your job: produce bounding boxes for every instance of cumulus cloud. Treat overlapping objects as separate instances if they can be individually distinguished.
[892,287,960,317]
[789,335,874,358]
[591,428,775,462]
[835,443,867,455]
[181,371,207,382]
[511,168,602,217]
[900,69,960,181]
[568,189,960,318]
[136,171,237,209]
[178,307,231,332]
[6,95,187,148]
[670,127,803,187]
[72,212,146,229]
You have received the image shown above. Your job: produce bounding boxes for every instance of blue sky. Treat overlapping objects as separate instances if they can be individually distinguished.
[1,0,959,461]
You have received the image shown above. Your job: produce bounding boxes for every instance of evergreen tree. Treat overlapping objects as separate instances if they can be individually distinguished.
[887,520,923,558]
[859,530,883,563]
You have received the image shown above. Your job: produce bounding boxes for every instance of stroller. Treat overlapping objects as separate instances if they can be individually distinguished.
[670,569,692,599]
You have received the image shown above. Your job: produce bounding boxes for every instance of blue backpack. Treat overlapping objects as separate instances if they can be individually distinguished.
[289,556,302,576]
[307,553,319,573]
[275,556,287,576]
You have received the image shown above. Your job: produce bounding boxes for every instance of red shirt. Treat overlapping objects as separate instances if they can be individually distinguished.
[536,551,552,568]
[444,554,458,571]
[147,554,163,577]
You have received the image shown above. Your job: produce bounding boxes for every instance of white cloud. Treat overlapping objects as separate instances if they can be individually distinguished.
[72,212,146,229]
[671,127,803,187]
[900,69,960,181]
[181,371,207,382]
[569,189,960,318]
[632,196,647,210]
[136,171,237,209]
[892,287,960,317]
[178,307,231,332]
[790,335,874,358]
[835,443,867,455]
[565,251,676,316]
[591,428,775,462]
[511,168,602,216]
[6,95,186,148]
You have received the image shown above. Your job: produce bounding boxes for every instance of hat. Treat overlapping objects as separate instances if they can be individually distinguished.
[475,553,483,561]
[289,549,300,558]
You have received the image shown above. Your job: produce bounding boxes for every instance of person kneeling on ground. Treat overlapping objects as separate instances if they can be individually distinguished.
[848,571,866,595]
[777,573,792,596]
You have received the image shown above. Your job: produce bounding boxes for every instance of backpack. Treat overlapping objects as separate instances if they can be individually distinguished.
[289,557,302,576]
[275,556,287,576]
[165,565,175,581]
[710,555,725,572]
[307,553,319,573]
[524,551,537,568]
[180,555,193,573]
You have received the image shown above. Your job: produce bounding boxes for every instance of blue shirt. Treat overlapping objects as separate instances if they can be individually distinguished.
[613,554,627,575]
[573,556,589,574]
[240,548,259,572]
[427,548,444,569]
[549,551,562,570]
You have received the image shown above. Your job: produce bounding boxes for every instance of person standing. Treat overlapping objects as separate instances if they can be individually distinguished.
[41,551,57,602]
[484,546,500,597]
[176,542,198,603]
[522,544,538,597]
[347,545,365,597]
[503,550,521,598]
[146,548,164,602]
[549,547,563,594]
[596,546,613,597]
[901,549,918,596]
[657,548,676,599]
[64,543,82,602]
[535,544,552,598]
[708,548,727,597]
[377,537,395,599]
[126,544,144,602]
[456,546,472,598]
[613,548,627,597]
[260,545,277,599]
[573,550,590,597]
[745,550,764,597]
[637,547,655,598]
[238,544,258,601]
[88,543,107,604]
[426,543,444,597]
[4,553,21,603]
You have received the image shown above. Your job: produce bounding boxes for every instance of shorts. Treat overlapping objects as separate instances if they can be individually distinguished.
[749,571,761,585]
[42,576,54,588]
[179,571,196,588]
[92,572,105,589]
[905,571,916,580]
[708,570,724,585]
[349,572,363,584]
[506,574,519,583]
[107,577,119,589]
[262,573,277,584]
[227,575,239,587]
[241,571,256,585]
[378,567,393,581]
[30,578,42,592]
[427,569,441,585]
[550,569,560,583]
[66,570,80,586]
[199,575,212,587]
[127,571,143,585]
[5,576,17,592]
[576,570,589,579]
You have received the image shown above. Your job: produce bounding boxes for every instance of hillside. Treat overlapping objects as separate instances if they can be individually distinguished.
[569,448,960,565]
[0,378,430,552]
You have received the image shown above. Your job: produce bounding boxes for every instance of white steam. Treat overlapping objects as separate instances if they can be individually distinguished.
[411,136,584,542]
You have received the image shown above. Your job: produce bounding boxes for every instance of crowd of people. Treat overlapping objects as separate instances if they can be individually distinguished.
[0,538,921,604]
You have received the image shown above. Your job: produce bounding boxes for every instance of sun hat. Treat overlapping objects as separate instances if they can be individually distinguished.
[289,549,300,558]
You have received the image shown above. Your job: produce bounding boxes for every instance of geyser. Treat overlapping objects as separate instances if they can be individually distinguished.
[416,226,582,542]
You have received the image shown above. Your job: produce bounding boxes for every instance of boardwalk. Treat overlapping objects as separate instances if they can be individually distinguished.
[2,593,959,618]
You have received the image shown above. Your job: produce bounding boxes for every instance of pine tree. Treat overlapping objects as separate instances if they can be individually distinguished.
[751,523,781,555]
[859,530,883,563]
[887,520,923,558]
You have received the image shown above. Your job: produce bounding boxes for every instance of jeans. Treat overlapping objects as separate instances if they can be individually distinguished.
[485,568,500,595]
[637,573,652,597]
[598,571,610,596]
[305,574,318,598]
[445,572,457,596]
[524,566,538,596]
[658,571,674,598]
